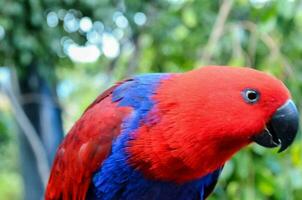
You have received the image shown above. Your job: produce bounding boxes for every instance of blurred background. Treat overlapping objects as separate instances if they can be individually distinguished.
[0,0,302,199]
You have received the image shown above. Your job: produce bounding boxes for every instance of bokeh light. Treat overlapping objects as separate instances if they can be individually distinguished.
[134,12,147,26]
[47,12,59,28]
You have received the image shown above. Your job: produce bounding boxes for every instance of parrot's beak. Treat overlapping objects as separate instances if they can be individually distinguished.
[252,99,299,152]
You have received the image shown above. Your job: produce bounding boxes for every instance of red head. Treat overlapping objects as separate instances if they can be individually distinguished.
[128,66,299,183]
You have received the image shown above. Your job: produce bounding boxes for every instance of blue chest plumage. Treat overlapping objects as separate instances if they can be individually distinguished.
[89,74,222,200]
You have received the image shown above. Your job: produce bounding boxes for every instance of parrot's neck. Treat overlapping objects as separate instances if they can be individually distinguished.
[127,121,249,183]
[127,73,251,183]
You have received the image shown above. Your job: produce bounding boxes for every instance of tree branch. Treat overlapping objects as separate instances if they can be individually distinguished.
[199,0,234,65]
[0,68,50,189]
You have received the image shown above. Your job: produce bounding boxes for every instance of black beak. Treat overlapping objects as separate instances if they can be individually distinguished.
[252,100,299,152]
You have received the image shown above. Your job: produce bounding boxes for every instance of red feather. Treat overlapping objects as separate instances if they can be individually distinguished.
[45,82,131,200]
[127,66,290,183]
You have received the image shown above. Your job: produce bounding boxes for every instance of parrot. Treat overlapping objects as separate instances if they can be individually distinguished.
[45,66,299,200]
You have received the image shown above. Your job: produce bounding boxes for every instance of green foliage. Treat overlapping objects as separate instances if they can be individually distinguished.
[0,96,21,200]
[0,0,302,199]
[0,143,22,200]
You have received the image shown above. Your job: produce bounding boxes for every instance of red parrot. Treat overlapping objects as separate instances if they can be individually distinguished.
[46,66,299,200]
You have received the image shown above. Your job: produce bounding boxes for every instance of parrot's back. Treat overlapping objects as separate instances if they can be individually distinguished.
[46,74,222,200]
[45,79,132,200]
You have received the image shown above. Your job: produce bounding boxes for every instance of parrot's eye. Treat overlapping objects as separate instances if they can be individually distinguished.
[242,89,260,104]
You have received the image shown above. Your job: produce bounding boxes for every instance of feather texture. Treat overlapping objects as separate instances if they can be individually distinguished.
[45,82,132,200]
[90,74,222,200]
